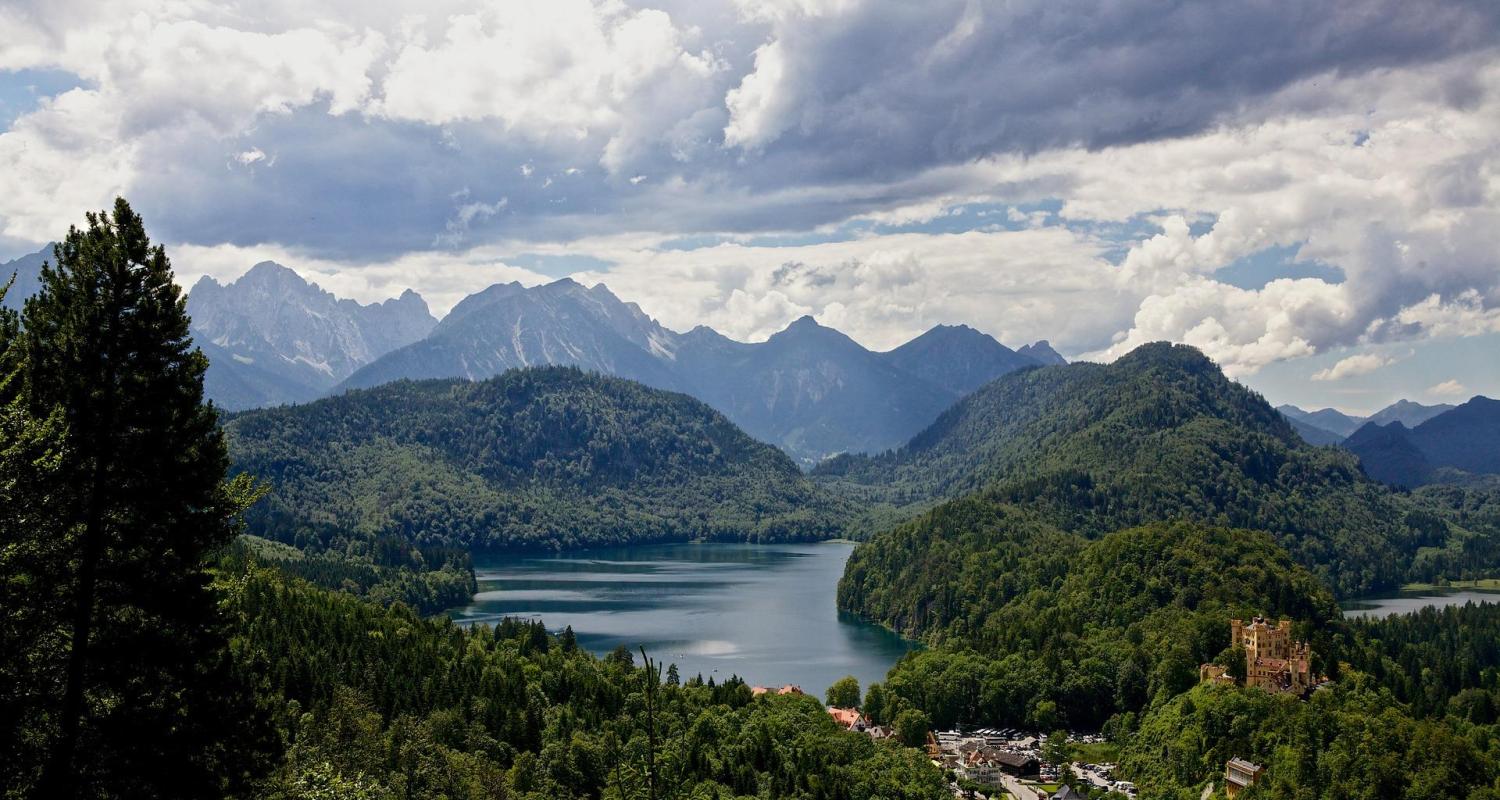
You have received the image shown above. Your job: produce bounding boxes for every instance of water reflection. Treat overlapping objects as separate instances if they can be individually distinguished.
[1341,588,1500,619]
[452,541,918,695]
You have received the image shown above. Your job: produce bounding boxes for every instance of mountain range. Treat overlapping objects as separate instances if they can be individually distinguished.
[324,274,1064,463]
[1343,396,1500,487]
[187,262,438,409]
[7,248,1064,462]
[1278,400,1455,444]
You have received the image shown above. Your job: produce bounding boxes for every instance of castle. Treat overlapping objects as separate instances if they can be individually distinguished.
[1200,617,1315,695]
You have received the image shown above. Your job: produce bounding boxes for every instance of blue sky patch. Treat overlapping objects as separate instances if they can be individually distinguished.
[0,69,87,131]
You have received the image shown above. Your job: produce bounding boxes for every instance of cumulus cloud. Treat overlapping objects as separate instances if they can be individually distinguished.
[372,0,723,175]
[717,0,1500,179]
[1312,353,1397,382]
[723,39,793,150]
[1428,379,1467,397]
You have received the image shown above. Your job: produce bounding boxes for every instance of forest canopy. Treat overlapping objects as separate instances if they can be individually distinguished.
[226,368,852,553]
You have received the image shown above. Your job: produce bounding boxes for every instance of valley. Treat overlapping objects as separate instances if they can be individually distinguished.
[8,208,1500,800]
[8,5,1500,798]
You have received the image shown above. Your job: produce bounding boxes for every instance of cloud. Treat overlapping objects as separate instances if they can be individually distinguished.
[1312,353,1396,382]
[1,0,1499,380]
[723,39,793,149]
[716,0,1500,179]
[372,0,723,174]
[437,196,509,247]
[569,226,1125,349]
[1428,378,1467,397]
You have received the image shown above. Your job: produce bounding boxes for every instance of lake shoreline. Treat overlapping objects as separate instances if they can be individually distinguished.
[453,541,916,695]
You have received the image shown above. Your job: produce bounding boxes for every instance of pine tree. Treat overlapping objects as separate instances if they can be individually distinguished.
[0,276,72,792]
[19,199,269,799]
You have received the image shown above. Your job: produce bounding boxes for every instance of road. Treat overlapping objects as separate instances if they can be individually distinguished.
[999,774,1047,800]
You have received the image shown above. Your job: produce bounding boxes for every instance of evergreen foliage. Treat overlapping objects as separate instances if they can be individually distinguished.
[226,369,849,552]
[823,343,1490,596]
[1121,678,1500,799]
[856,522,1339,730]
[1,200,269,799]
[224,561,949,800]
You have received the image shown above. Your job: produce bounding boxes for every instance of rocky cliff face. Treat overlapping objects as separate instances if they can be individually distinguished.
[187,262,436,409]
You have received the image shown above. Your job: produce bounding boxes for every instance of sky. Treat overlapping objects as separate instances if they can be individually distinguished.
[1,0,1498,415]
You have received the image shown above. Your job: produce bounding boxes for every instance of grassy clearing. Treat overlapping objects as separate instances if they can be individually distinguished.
[1400,578,1500,592]
[1071,741,1121,763]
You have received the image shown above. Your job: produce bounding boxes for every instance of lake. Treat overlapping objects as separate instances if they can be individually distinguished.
[1341,588,1500,619]
[451,541,918,696]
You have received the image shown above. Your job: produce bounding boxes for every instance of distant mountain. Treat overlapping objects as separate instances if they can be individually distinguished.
[339,277,682,393]
[1286,416,1345,446]
[1343,422,1434,487]
[342,279,1059,463]
[188,262,436,409]
[1278,404,1365,438]
[226,367,847,549]
[1366,399,1454,428]
[673,315,960,462]
[1016,339,1067,366]
[1412,397,1500,474]
[880,324,1039,394]
[0,246,50,311]
[1347,396,1500,487]
[1278,399,1458,445]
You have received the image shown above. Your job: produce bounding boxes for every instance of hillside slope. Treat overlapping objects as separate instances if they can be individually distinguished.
[830,343,1481,600]
[227,367,848,550]
[858,521,1337,730]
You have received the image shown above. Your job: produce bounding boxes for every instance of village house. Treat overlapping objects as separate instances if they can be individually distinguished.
[1224,757,1264,798]
[827,707,864,730]
[993,751,1038,777]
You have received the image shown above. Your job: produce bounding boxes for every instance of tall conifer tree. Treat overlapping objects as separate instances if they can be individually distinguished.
[0,275,72,794]
[16,199,266,798]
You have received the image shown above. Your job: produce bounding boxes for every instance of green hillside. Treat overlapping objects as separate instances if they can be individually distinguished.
[829,343,1500,797]
[226,367,849,552]
[853,521,1339,730]
[828,343,1487,597]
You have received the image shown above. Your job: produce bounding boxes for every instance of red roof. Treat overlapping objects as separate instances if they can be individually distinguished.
[828,707,863,728]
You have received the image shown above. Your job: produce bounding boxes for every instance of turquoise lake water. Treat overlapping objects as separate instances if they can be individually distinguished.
[452,541,917,696]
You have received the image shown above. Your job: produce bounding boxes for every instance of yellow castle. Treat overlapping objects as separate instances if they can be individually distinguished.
[1200,617,1315,694]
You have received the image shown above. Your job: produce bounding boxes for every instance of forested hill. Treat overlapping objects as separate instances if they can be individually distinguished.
[817,342,1298,500]
[827,342,1498,599]
[226,367,849,551]
[849,522,1339,730]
